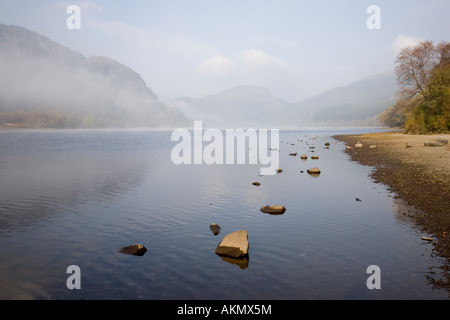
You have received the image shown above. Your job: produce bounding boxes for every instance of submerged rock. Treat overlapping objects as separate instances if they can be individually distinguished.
[215,229,249,258]
[118,244,147,256]
[260,205,286,215]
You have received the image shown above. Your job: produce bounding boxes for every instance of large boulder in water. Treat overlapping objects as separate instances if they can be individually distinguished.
[215,229,249,258]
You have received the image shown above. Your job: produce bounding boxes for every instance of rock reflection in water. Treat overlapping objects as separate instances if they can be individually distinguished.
[220,256,249,270]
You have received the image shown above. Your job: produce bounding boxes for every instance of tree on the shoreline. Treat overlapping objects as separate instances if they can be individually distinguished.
[396,41,438,102]
[380,40,450,133]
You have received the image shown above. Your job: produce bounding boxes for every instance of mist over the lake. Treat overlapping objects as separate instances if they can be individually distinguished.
[0,24,188,128]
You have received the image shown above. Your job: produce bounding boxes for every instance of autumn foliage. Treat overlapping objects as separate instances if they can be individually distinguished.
[380,40,450,133]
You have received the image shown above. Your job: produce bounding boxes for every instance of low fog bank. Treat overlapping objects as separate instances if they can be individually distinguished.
[0,24,188,129]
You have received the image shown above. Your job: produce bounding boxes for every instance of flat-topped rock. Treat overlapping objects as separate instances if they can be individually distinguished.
[307,167,321,175]
[215,229,249,258]
[260,205,286,215]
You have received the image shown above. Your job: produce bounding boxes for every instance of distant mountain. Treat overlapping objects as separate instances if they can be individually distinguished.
[284,71,398,126]
[168,72,398,128]
[0,23,188,128]
[167,85,294,128]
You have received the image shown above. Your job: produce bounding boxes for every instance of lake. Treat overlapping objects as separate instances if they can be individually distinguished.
[0,128,447,300]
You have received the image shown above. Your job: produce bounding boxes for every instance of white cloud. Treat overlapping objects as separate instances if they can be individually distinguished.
[239,49,287,68]
[195,49,303,101]
[198,56,234,76]
[198,49,288,78]
[390,35,424,53]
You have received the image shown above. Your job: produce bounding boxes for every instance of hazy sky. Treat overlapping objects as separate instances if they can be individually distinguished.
[1,0,449,102]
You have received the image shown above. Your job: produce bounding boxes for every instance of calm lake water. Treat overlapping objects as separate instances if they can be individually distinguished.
[0,128,448,300]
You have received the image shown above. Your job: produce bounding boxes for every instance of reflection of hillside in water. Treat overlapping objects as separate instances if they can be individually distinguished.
[0,140,148,234]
